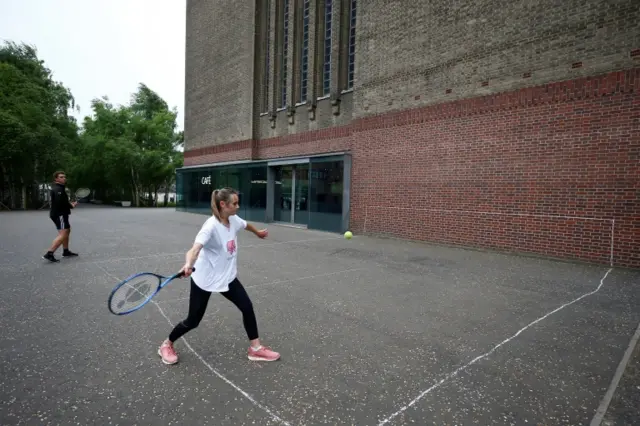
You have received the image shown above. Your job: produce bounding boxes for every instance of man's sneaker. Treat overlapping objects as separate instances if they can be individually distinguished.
[62,250,78,257]
[248,345,280,362]
[158,340,178,365]
[42,252,59,263]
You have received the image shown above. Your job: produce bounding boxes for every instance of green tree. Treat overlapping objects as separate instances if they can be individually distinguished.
[0,41,183,210]
[0,41,79,209]
[76,85,183,207]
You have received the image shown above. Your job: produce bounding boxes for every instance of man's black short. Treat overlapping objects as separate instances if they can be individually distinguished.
[50,214,71,231]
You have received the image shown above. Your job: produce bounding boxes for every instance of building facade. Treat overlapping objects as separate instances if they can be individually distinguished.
[177,0,640,268]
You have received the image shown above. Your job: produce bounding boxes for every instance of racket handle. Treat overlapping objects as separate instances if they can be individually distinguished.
[178,267,195,278]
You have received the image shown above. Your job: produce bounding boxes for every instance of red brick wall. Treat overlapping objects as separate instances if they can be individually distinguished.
[182,68,640,268]
[255,127,352,159]
[183,140,253,165]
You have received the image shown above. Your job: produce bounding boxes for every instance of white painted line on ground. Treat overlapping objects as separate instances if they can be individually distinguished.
[90,252,185,264]
[244,268,366,290]
[0,253,186,271]
[2,236,342,271]
[95,263,291,426]
[366,205,614,221]
[152,303,291,426]
[377,268,614,426]
[590,320,640,426]
[89,236,341,265]
[0,264,25,271]
[364,206,617,267]
[243,236,343,248]
[156,268,367,305]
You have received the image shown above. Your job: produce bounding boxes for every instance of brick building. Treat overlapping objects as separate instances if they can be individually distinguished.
[177,0,640,268]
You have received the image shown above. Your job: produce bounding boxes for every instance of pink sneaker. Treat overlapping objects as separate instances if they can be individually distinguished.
[248,345,280,362]
[158,340,178,365]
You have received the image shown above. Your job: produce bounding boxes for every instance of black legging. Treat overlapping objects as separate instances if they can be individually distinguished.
[169,277,259,342]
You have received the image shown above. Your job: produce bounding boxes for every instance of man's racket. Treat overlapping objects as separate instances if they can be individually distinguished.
[73,188,91,201]
[107,268,194,315]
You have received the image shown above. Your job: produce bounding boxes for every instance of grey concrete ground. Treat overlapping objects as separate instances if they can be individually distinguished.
[601,329,640,426]
[0,206,638,426]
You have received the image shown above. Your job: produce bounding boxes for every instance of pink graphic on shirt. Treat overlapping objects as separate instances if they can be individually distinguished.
[226,240,236,255]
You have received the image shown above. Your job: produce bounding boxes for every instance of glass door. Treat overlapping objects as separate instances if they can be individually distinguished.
[293,164,309,225]
[274,166,293,223]
[272,164,309,226]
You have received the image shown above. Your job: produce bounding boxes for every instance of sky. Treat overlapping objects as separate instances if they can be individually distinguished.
[1,0,186,129]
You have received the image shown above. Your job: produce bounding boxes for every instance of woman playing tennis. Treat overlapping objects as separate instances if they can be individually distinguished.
[158,187,280,364]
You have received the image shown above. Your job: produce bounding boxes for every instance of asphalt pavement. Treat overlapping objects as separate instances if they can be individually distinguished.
[1,205,638,425]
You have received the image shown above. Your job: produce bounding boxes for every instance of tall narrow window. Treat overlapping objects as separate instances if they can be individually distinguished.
[280,0,290,109]
[262,0,271,113]
[298,0,310,104]
[347,0,356,90]
[322,0,333,97]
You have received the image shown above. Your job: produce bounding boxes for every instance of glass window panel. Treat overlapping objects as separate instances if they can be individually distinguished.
[298,0,310,103]
[176,171,185,210]
[223,167,245,218]
[281,0,290,108]
[187,170,199,211]
[247,166,267,222]
[176,163,267,223]
[322,0,332,96]
[274,166,293,223]
[262,0,271,113]
[197,170,212,214]
[294,164,309,226]
[309,160,343,232]
[347,0,356,89]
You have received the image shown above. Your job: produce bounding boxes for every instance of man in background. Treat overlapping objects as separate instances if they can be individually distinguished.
[43,171,78,262]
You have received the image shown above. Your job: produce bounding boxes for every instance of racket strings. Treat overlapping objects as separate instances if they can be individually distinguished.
[75,188,91,199]
[109,276,157,314]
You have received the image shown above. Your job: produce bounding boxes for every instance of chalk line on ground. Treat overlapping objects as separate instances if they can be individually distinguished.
[3,236,342,271]
[156,267,367,305]
[590,320,640,426]
[377,267,614,426]
[90,236,341,265]
[95,263,291,426]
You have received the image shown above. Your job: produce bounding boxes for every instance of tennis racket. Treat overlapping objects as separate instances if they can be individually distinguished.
[73,187,91,201]
[107,268,194,315]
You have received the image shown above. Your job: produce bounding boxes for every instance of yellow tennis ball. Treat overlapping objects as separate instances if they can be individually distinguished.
[344,231,353,240]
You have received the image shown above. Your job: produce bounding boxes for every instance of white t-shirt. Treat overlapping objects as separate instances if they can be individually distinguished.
[191,214,247,292]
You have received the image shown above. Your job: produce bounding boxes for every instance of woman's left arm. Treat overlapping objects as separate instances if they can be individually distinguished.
[245,222,268,239]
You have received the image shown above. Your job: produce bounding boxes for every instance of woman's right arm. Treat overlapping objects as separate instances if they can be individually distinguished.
[185,243,203,267]
[181,220,215,276]
[181,243,203,276]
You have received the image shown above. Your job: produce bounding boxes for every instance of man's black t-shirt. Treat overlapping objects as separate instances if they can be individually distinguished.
[49,183,73,216]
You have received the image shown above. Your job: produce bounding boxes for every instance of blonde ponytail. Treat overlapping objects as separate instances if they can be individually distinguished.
[211,189,221,220]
